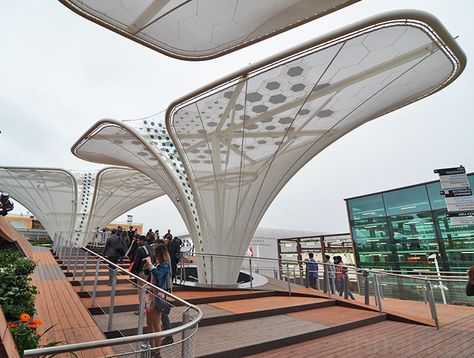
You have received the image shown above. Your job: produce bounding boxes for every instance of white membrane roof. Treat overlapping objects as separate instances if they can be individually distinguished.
[166,11,465,282]
[0,167,77,239]
[72,119,210,282]
[73,11,465,283]
[59,0,359,60]
[0,167,164,244]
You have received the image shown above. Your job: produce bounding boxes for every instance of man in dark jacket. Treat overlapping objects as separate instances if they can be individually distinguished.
[167,236,182,280]
[0,193,14,216]
[130,236,155,278]
[103,229,125,284]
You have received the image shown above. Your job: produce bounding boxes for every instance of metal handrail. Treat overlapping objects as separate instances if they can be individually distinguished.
[24,234,203,357]
[190,252,469,283]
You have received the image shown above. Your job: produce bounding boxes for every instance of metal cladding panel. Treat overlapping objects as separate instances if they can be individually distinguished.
[59,0,359,60]
[166,12,465,283]
[0,168,77,239]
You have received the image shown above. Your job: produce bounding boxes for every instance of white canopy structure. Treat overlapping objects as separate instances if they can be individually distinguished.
[0,167,164,245]
[59,0,359,60]
[73,11,465,284]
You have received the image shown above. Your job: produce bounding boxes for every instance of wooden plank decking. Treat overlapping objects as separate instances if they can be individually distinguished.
[31,247,114,357]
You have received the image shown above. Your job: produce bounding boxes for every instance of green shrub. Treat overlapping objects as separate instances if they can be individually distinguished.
[0,250,37,320]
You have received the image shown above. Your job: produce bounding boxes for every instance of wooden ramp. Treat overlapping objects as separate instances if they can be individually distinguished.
[31,247,114,357]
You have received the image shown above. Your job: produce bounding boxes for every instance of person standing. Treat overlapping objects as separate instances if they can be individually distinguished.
[467,266,474,296]
[167,236,182,281]
[323,254,336,294]
[304,253,318,289]
[103,229,125,284]
[143,244,172,350]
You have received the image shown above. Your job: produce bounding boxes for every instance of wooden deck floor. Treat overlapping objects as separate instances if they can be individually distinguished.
[31,247,114,357]
[249,309,474,358]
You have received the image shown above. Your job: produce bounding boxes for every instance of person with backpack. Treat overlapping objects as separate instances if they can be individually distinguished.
[131,236,155,315]
[144,243,173,348]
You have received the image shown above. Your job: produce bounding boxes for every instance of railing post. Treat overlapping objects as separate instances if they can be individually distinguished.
[67,240,74,271]
[343,269,349,299]
[91,259,100,306]
[80,252,89,292]
[136,285,147,358]
[286,263,291,296]
[210,255,214,288]
[324,266,331,298]
[273,268,278,279]
[58,236,64,261]
[425,280,440,329]
[72,246,80,280]
[363,270,370,305]
[107,269,117,331]
[181,309,193,358]
[373,274,383,313]
[249,258,253,292]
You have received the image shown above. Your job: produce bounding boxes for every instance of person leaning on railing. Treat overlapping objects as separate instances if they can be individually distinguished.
[467,266,474,297]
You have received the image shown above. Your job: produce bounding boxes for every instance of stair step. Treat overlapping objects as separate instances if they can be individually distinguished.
[194,311,386,357]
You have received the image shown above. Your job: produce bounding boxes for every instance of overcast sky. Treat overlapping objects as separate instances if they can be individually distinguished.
[1,0,473,236]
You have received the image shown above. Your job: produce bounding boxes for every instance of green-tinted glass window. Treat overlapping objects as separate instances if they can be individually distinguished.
[347,194,385,220]
[426,182,446,210]
[383,186,430,216]
[389,212,437,253]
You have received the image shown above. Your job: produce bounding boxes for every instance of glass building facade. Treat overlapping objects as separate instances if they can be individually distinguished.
[346,174,474,273]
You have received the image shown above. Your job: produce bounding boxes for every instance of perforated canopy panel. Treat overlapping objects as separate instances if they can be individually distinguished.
[0,167,164,245]
[73,119,210,282]
[59,0,358,60]
[165,12,465,283]
[0,167,77,240]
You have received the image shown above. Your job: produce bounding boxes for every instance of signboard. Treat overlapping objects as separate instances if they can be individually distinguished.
[435,166,474,225]
[434,166,469,189]
[126,215,133,224]
[442,188,474,212]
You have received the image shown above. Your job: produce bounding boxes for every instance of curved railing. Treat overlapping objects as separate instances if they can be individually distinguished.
[24,233,203,357]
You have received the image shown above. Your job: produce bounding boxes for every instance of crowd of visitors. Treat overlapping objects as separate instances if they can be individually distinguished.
[305,253,355,300]
[102,226,183,354]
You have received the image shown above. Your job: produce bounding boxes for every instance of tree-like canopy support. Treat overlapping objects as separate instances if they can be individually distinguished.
[0,167,164,245]
[73,11,465,284]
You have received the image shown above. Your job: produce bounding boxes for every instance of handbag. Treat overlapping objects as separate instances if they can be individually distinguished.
[153,293,172,314]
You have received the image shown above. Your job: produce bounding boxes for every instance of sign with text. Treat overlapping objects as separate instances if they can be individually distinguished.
[435,166,474,225]
[434,166,469,189]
